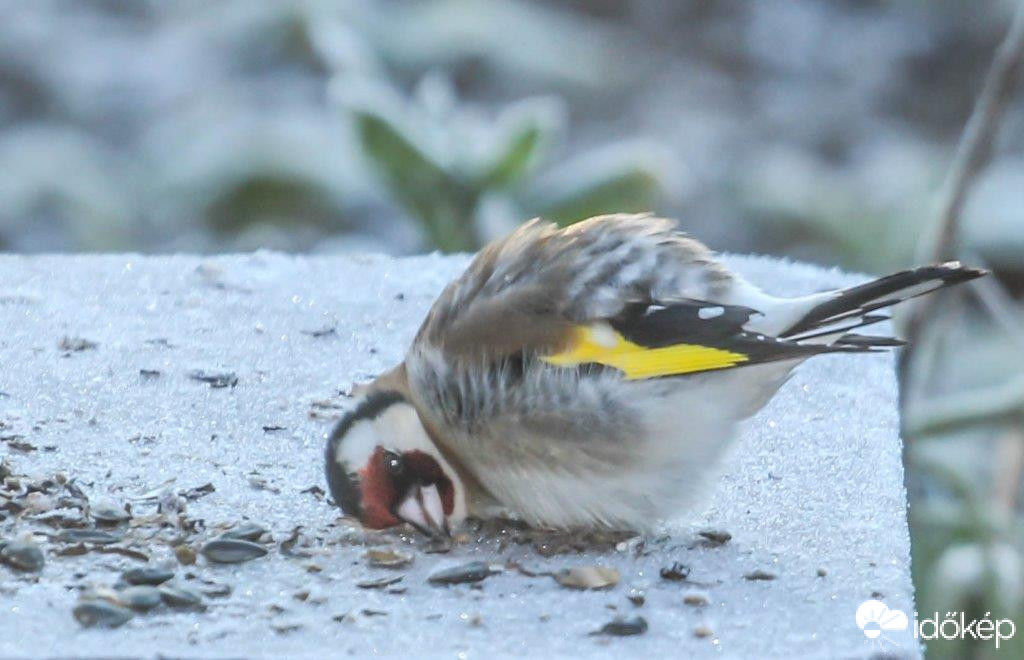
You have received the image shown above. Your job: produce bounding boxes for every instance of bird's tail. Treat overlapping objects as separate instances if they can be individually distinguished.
[779,261,986,345]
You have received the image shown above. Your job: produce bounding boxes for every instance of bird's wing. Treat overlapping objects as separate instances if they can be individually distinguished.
[415,214,868,381]
[542,299,871,381]
[415,214,733,361]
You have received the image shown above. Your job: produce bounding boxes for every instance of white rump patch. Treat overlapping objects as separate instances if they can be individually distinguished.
[589,323,618,348]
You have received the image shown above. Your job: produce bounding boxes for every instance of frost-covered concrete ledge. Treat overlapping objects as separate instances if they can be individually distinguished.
[0,252,916,658]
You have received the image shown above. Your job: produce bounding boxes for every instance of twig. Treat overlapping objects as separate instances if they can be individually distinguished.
[995,428,1024,514]
[920,2,1024,265]
[900,3,1024,410]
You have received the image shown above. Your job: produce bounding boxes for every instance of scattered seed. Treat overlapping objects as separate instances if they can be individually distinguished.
[22,492,54,515]
[694,624,714,638]
[365,548,413,569]
[698,529,732,545]
[188,370,238,388]
[201,583,232,599]
[29,508,85,529]
[90,501,130,524]
[301,327,336,338]
[272,621,303,634]
[427,561,495,586]
[181,482,216,500]
[247,476,280,493]
[300,485,325,500]
[119,585,163,612]
[262,425,286,433]
[591,616,648,637]
[424,538,453,554]
[816,567,827,577]
[219,522,267,543]
[201,539,268,564]
[626,587,645,606]
[56,529,122,545]
[55,543,89,557]
[97,545,150,562]
[73,601,134,628]
[139,369,161,379]
[159,585,205,610]
[356,575,404,590]
[1,538,44,572]
[174,544,197,565]
[683,591,710,606]
[59,336,98,353]
[660,562,690,581]
[553,566,620,590]
[743,569,776,581]
[124,567,174,586]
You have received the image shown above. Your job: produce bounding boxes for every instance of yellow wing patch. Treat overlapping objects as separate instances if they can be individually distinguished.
[542,324,749,380]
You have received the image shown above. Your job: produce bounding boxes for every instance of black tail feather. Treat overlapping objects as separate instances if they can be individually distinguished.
[787,313,890,342]
[834,333,907,348]
[782,261,986,339]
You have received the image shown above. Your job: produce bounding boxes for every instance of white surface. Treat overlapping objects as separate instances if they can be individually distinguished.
[0,251,918,658]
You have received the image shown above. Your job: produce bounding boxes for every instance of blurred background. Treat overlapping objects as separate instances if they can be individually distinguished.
[1,1,1022,656]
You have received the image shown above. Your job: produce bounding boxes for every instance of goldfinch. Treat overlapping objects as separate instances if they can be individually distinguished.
[325,214,983,535]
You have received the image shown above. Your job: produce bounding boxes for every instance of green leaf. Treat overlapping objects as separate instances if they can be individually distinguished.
[535,166,660,227]
[353,110,480,252]
[479,122,544,189]
[353,110,446,216]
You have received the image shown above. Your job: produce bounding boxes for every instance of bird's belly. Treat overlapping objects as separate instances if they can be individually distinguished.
[414,356,797,530]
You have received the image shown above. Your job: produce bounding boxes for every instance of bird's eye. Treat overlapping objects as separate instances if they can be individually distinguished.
[384,451,405,477]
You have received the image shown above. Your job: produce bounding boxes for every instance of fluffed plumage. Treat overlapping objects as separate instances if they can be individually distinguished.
[326,214,984,532]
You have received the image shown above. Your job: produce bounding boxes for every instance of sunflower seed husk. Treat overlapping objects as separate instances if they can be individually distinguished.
[660,562,690,581]
[119,585,162,612]
[159,585,205,610]
[189,370,238,388]
[683,590,710,606]
[56,529,122,545]
[1,538,44,572]
[553,565,620,590]
[591,616,648,636]
[364,548,413,568]
[73,601,134,628]
[201,583,233,599]
[356,575,403,589]
[90,501,130,524]
[201,539,268,564]
[427,561,495,586]
[59,336,98,352]
[123,567,174,586]
[743,569,776,581]
[697,529,732,545]
[219,522,267,542]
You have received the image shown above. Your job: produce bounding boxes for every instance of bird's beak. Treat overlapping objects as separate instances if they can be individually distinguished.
[395,483,449,538]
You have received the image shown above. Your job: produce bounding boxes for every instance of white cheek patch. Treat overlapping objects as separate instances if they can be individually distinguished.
[335,419,380,470]
[420,483,445,529]
[395,484,446,535]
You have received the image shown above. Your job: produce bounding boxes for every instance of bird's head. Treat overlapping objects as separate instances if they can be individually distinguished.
[324,390,466,537]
